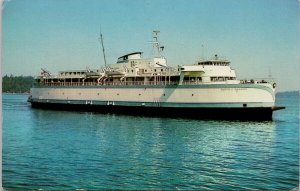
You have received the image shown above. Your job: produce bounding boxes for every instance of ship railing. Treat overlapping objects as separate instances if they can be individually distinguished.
[40,80,273,87]
[239,78,274,84]
[181,81,230,85]
[39,80,235,87]
[181,80,274,85]
[101,81,178,86]
[39,81,181,87]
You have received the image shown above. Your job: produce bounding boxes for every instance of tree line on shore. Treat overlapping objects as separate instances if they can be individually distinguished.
[2,75,35,93]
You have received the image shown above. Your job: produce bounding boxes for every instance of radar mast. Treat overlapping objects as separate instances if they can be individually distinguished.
[152,30,164,58]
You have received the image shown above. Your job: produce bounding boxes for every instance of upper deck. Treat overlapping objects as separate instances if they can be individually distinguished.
[33,32,275,89]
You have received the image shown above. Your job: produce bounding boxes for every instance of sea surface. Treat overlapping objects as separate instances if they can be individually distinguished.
[2,92,299,190]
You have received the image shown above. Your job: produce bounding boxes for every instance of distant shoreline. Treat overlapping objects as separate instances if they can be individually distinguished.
[2,92,30,94]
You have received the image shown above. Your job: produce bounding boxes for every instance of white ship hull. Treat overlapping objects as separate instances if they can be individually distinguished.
[29,83,281,120]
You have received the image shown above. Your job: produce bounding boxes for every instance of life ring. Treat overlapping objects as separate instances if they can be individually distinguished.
[273,83,276,88]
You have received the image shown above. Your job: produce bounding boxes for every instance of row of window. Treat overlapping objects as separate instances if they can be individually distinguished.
[60,70,102,76]
[211,77,235,81]
[183,77,202,81]
[183,77,235,82]
[198,62,229,66]
[130,68,165,73]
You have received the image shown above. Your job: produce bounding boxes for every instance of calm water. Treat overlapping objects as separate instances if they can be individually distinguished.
[2,93,299,190]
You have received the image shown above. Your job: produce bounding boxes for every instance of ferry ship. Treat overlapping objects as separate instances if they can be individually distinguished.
[28,31,284,120]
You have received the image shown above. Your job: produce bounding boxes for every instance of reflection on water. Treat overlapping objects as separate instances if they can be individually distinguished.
[2,93,299,190]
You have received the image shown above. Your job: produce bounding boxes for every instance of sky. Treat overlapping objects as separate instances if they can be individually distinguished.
[2,0,300,91]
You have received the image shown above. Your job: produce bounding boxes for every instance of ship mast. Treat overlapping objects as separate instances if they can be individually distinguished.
[152,30,164,58]
[99,32,107,67]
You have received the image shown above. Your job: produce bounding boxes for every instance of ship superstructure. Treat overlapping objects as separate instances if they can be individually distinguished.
[28,31,284,120]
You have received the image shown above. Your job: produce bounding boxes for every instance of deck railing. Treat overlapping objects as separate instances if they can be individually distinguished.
[37,81,178,87]
[36,79,272,87]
